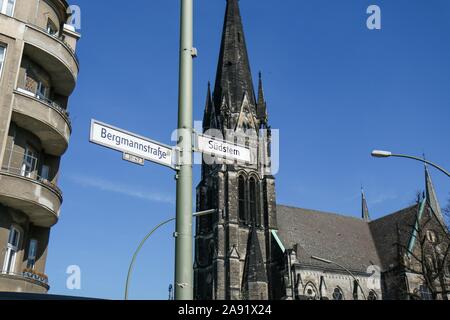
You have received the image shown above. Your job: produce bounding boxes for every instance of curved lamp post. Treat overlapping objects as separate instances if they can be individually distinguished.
[371,150,450,178]
[311,256,367,300]
[124,209,217,300]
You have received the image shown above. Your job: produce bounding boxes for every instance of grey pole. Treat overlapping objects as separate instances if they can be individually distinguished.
[175,0,194,300]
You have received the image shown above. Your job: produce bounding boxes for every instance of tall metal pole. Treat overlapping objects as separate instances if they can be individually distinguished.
[175,0,194,300]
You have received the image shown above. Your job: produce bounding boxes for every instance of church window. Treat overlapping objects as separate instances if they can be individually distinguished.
[367,290,377,300]
[238,175,247,223]
[249,177,257,225]
[426,230,437,244]
[445,262,450,277]
[332,287,344,300]
[304,283,318,300]
[419,285,432,300]
[353,280,359,300]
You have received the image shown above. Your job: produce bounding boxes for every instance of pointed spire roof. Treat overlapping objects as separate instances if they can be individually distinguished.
[244,227,267,283]
[361,187,370,222]
[203,82,213,130]
[425,164,444,223]
[213,0,256,114]
[256,72,267,123]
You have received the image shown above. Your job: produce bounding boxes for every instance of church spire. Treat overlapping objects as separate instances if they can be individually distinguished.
[213,0,256,115]
[425,164,445,224]
[257,72,268,125]
[362,187,370,222]
[203,81,213,130]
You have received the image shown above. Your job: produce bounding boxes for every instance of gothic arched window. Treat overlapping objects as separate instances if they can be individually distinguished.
[238,176,246,223]
[303,283,318,300]
[367,290,378,301]
[332,287,344,300]
[249,177,257,225]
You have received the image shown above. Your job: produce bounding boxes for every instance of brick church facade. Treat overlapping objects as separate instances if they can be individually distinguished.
[194,0,450,300]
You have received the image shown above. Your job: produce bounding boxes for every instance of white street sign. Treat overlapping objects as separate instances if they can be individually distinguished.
[196,133,252,163]
[90,120,177,169]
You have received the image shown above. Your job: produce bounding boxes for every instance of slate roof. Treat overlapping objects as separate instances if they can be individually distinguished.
[369,205,419,270]
[276,204,424,274]
[277,205,382,273]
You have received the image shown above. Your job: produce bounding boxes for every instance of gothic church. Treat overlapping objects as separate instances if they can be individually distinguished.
[194,0,450,300]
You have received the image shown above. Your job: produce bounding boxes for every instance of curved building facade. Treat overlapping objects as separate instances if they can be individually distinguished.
[0,0,80,293]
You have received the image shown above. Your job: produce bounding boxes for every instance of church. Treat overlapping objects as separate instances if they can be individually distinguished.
[194,0,450,300]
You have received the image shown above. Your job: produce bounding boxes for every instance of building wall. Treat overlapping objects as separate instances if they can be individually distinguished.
[0,0,79,293]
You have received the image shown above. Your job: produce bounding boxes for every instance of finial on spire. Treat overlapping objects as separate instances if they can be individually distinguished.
[256,71,267,126]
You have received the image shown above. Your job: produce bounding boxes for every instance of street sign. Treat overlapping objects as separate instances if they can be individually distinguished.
[195,133,252,163]
[90,119,177,169]
[123,153,145,166]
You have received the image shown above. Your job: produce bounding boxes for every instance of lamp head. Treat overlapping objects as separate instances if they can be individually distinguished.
[371,150,392,158]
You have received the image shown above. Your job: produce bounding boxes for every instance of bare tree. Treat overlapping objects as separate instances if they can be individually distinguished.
[396,202,450,300]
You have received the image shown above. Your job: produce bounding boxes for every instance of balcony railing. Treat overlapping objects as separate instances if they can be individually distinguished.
[33,24,79,63]
[16,87,71,125]
[1,149,62,197]
[0,271,49,289]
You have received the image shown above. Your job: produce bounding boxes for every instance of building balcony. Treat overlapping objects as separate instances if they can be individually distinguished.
[12,89,71,157]
[23,25,79,96]
[0,272,49,294]
[0,168,62,227]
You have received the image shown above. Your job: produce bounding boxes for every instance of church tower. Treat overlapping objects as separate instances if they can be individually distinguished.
[194,0,278,300]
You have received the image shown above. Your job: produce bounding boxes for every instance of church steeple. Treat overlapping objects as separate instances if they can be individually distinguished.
[203,82,213,130]
[425,164,445,224]
[361,187,370,222]
[213,0,256,116]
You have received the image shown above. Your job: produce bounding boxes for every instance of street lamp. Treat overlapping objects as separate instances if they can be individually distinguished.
[124,209,217,300]
[310,256,367,300]
[371,150,450,178]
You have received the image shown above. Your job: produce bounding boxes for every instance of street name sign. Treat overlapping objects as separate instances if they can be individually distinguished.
[195,133,252,163]
[90,119,177,169]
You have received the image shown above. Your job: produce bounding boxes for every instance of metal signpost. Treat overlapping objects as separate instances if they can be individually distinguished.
[89,0,252,301]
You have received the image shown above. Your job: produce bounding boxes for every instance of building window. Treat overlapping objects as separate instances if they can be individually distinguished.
[304,283,318,300]
[419,285,433,300]
[249,177,257,225]
[2,226,21,274]
[368,290,378,300]
[238,175,247,223]
[26,239,38,269]
[445,262,450,278]
[332,287,344,300]
[353,280,359,300]
[426,230,438,244]
[0,45,5,79]
[21,145,38,178]
[47,19,58,36]
[0,0,15,16]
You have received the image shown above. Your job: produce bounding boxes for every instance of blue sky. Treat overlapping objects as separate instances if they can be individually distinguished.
[46,0,450,299]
